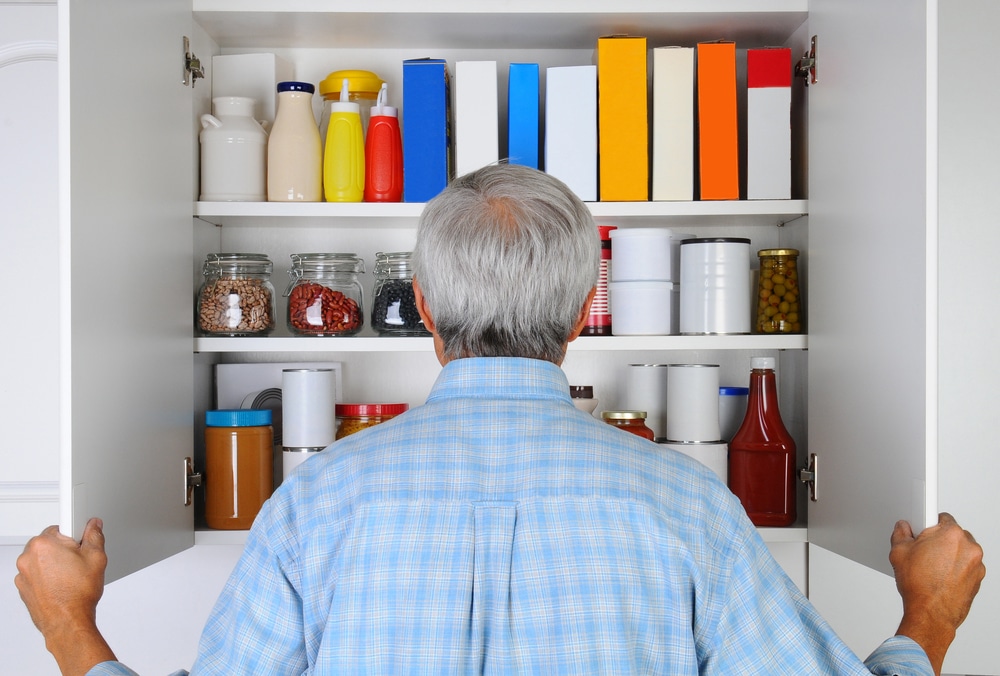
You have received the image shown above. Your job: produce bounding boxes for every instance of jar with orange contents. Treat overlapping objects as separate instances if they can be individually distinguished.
[600,410,656,440]
[335,402,409,439]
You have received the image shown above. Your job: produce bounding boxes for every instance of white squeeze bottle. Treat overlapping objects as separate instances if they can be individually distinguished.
[267,81,322,202]
[323,79,365,202]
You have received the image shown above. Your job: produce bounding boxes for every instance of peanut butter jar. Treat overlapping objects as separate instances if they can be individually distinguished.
[204,409,274,530]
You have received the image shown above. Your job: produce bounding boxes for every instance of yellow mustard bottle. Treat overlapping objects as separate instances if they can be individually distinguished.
[324,79,365,202]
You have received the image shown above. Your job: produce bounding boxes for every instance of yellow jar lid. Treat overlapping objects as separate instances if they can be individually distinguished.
[320,69,384,98]
[757,248,799,257]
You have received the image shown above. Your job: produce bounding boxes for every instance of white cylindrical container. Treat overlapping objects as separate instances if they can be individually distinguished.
[281,368,336,478]
[718,386,749,442]
[665,363,721,442]
[609,227,675,281]
[608,280,676,335]
[623,364,669,441]
[199,97,267,201]
[659,441,728,482]
[679,237,752,334]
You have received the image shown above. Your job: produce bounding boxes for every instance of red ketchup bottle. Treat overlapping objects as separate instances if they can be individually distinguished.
[364,83,403,202]
[728,357,797,526]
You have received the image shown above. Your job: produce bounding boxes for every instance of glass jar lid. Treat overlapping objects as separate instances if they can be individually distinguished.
[202,253,272,275]
[373,251,414,279]
[757,248,800,257]
[288,253,365,275]
[601,410,648,420]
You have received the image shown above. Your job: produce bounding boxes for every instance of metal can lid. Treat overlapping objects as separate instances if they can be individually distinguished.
[601,410,647,420]
[757,248,800,257]
[336,402,409,417]
[206,408,272,427]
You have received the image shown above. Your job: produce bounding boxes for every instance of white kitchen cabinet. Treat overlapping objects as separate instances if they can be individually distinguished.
[44,0,997,674]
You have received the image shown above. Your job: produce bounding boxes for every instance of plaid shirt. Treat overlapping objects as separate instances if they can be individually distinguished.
[93,357,930,675]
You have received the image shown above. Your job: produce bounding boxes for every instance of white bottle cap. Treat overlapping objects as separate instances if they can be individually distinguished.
[751,357,776,370]
[330,78,360,114]
[369,82,397,118]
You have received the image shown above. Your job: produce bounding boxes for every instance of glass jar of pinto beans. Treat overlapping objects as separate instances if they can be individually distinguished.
[755,248,803,334]
[197,253,276,336]
[284,253,365,336]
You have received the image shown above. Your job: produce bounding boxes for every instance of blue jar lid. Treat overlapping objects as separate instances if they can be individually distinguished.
[277,81,315,94]
[719,387,749,396]
[205,409,272,427]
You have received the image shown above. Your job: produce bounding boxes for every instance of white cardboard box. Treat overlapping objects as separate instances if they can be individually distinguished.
[211,53,294,125]
[545,65,597,201]
[455,60,499,177]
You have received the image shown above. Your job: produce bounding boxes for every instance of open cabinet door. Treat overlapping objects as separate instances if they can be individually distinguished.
[806,0,934,576]
[60,0,195,581]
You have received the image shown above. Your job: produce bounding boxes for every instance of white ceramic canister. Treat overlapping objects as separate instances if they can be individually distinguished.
[665,363,721,443]
[623,364,669,441]
[609,227,675,281]
[607,280,676,335]
[679,237,752,334]
[199,97,267,201]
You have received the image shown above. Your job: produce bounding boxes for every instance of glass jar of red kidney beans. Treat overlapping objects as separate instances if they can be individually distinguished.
[284,253,365,336]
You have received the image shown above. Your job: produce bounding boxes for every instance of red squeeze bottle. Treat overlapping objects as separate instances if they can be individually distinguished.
[728,356,797,526]
[364,83,403,202]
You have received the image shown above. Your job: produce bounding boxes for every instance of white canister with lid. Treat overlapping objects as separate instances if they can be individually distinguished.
[609,227,675,281]
[199,97,267,201]
[679,237,752,334]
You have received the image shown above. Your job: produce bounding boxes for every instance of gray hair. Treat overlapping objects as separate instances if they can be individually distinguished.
[412,163,600,363]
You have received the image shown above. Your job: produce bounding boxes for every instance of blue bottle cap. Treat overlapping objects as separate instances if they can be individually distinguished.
[205,409,272,427]
[277,81,315,94]
[719,387,749,396]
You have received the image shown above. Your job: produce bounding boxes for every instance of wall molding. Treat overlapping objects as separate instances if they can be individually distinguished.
[0,481,59,503]
[0,39,57,70]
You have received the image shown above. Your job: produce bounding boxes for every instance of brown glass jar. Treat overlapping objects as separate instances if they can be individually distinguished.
[335,402,409,439]
[601,410,655,440]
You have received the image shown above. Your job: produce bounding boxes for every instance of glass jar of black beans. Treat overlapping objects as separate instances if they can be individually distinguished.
[371,251,431,336]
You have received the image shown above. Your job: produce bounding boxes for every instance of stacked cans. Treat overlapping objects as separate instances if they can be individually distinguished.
[607,228,681,335]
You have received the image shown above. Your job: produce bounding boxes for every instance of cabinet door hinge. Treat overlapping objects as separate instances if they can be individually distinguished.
[184,457,202,506]
[798,453,818,502]
[182,36,205,87]
[795,35,818,86]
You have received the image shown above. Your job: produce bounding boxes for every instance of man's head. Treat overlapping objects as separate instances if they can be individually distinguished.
[412,163,599,365]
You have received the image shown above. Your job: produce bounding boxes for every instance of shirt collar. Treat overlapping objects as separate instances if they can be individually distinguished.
[426,357,572,404]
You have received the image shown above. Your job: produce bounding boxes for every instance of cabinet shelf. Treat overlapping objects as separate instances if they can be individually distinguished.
[195,199,808,229]
[193,0,808,50]
[193,333,806,354]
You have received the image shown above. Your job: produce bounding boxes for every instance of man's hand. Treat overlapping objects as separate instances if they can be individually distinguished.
[15,518,117,676]
[890,512,985,676]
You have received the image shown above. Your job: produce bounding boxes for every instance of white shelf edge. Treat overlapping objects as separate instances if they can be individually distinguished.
[194,334,806,353]
[196,526,808,546]
[195,199,807,222]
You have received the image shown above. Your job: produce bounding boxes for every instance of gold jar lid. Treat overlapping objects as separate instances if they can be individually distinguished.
[601,410,647,420]
[757,248,799,257]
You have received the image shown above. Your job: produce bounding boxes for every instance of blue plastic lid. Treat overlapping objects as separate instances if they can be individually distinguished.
[205,409,272,427]
[277,81,315,94]
[719,387,749,396]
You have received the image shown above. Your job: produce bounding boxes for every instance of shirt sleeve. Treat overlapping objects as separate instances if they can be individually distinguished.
[186,501,310,675]
[863,636,934,674]
[86,663,188,676]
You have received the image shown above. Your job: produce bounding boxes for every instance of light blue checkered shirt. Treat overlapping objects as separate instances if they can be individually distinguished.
[92,357,931,675]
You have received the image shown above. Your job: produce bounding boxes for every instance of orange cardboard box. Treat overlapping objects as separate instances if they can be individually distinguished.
[697,41,739,200]
[597,35,648,201]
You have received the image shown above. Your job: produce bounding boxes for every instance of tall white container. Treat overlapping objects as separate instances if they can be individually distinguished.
[665,363,721,442]
[267,81,322,202]
[281,368,337,478]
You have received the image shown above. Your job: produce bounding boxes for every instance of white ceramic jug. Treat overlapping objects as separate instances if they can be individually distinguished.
[199,97,267,201]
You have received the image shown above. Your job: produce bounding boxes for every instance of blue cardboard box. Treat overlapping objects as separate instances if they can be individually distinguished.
[402,58,452,202]
[507,63,540,169]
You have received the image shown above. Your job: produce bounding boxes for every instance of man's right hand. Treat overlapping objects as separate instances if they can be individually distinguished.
[890,512,985,676]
